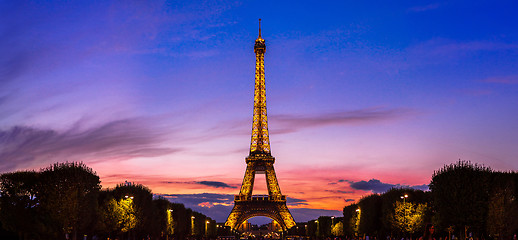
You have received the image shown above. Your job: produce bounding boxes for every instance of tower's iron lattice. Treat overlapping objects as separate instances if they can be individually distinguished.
[225,19,296,231]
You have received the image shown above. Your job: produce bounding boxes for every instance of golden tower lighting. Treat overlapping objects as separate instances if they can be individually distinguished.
[225,19,296,231]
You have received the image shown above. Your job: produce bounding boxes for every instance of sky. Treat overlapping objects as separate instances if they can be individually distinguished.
[1,0,518,224]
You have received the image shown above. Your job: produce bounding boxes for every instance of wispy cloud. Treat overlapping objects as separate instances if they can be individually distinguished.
[325,189,354,194]
[271,108,415,134]
[482,75,518,85]
[161,180,237,189]
[196,181,237,189]
[161,193,234,206]
[408,3,441,12]
[0,118,177,172]
[287,197,308,207]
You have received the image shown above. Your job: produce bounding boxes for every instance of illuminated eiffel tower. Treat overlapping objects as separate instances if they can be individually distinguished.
[225,19,296,231]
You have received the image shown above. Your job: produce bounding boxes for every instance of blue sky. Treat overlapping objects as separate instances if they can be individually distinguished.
[1,0,518,224]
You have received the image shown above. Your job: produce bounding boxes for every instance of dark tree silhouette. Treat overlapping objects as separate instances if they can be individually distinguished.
[486,172,518,239]
[429,160,492,239]
[0,171,40,240]
[343,203,359,237]
[37,162,101,240]
[358,194,382,237]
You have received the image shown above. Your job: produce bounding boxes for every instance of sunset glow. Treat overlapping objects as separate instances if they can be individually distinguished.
[1,0,517,223]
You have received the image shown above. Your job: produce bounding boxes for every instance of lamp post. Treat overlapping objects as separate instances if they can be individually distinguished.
[124,195,134,240]
[315,220,319,238]
[166,209,173,240]
[401,194,408,237]
[331,216,335,237]
[355,208,360,237]
[206,220,210,237]
[191,216,195,236]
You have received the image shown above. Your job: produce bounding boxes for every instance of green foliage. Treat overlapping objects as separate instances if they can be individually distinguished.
[104,183,154,239]
[0,162,216,240]
[332,221,344,236]
[38,162,101,240]
[430,160,492,237]
[118,198,137,232]
[343,188,432,239]
[391,201,428,234]
[98,196,122,234]
[343,203,360,236]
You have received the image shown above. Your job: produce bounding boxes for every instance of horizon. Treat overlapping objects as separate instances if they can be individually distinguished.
[1,0,517,225]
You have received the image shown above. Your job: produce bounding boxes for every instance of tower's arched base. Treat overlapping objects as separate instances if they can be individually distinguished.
[225,195,296,230]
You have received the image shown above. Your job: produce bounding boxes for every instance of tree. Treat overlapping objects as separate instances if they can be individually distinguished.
[358,194,382,237]
[486,172,518,239]
[97,195,123,237]
[343,203,360,237]
[429,160,492,239]
[110,182,154,240]
[316,216,333,238]
[152,198,175,239]
[0,171,41,240]
[170,202,191,239]
[391,201,428,235]
[332,221,344,237]
[37,162,101,240]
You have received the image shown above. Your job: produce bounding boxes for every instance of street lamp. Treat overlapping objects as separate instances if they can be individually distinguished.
[400,194,408,201]
[166,209,173,240]
[206,220,210,237]
[401,194,409,236]
[315,220,319,238]
[123,196,134,240]
[355,208,361,237]
[191,216,195,236]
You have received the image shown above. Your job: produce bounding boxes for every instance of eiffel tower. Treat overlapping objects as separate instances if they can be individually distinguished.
[225,19,296,231]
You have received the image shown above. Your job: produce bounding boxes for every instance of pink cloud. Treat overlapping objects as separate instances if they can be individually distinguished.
[198,202,214,208]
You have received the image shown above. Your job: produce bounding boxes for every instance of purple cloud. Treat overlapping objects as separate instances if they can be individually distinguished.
[325,189,354,194]
[287,197,308,207]
[0,118,177,172]
[344,179,429,193]
[196,181,237,189]
[161,180,237,189]
[270,108,415,134]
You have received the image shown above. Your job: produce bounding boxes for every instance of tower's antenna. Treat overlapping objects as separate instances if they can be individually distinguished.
[258,18,262,38]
